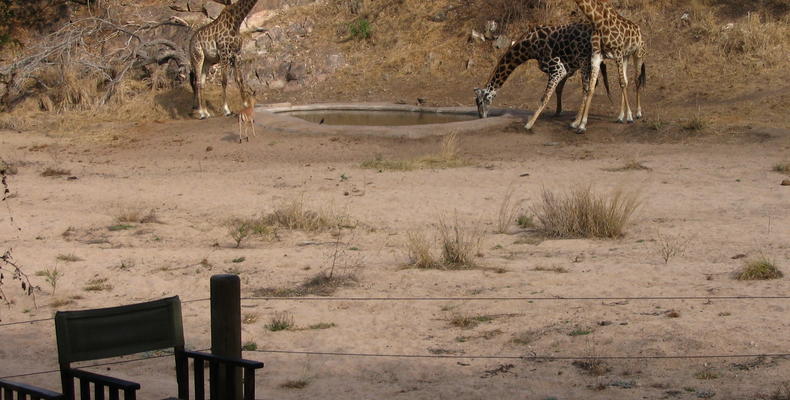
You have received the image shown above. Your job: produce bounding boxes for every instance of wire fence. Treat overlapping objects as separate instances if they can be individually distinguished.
[2,293,790,382]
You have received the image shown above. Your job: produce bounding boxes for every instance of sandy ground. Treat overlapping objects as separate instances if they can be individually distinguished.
[1,108,789,400]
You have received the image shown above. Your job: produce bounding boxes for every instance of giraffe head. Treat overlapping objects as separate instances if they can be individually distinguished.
[474,87,497,118]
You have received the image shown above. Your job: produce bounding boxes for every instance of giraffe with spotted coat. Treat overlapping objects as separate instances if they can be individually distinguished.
[189,0,259,119]
[474,23,610,131]
[570,0,647,133]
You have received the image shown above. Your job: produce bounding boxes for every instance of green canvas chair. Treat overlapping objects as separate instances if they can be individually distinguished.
[1,296,263,400]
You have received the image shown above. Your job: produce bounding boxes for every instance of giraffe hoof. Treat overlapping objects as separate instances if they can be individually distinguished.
[636,114,643,120]
[626,119,635,124]
[575,128,586,135]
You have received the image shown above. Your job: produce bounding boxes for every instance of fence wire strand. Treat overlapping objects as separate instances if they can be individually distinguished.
[0,348,210,380]
[249,349,790,361]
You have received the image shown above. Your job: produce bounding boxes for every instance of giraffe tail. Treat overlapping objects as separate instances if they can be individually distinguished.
[600,62,612,104]
[637,63,647,89]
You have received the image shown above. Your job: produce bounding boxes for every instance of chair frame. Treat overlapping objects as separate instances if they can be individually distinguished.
[1,296,263,400]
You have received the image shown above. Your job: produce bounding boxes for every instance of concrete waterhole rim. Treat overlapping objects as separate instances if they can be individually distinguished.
[255,103,527,139]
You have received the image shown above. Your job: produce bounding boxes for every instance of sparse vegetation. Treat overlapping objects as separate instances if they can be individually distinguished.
[308,322,336,330]
[264,198,350,232]
[438,217,483,269]
[35,268,63,294]
[225,217,276,248]
[253,270,358,297]
[360,133,468,171]
[108,224,135,231]
[405,230,441,269]
[243,313,258,324]
[115,207,160,224]
[515,213,534,229]
[232,257,246,263]
[449,313,495,329]
[280,379,310,389]
[348,18,372,40]
[83,277,112,292]
[604,159,651,172]
[655,231,686,264]
[531,187,640,239]
[56,253,82,262]
[572,359,610,376]
[40,167,71,177]
[735,256,783,280]
[266,311,295,331]
[533,265,568,273]
[694,369,720,380]
[568,328,592,336]
[495,187,521,234]
[682,113,710,131]
[242,341,258,351]
[772,163,790,174]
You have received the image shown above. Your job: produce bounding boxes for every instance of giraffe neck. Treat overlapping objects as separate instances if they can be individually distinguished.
[573,0,615,29]
[220,0,258,32]
[485,40,535,91]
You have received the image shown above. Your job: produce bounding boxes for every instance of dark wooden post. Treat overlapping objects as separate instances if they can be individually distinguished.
[210,274,242,399]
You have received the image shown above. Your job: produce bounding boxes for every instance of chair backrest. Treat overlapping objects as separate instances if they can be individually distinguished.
[55,296,185,366]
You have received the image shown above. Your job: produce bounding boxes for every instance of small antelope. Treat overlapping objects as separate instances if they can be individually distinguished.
[237,94,256,143]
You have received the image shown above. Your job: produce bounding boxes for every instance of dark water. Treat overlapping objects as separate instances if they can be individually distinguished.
[282,110,478,126]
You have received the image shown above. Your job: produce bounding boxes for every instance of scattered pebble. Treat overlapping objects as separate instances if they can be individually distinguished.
[781,179,790,186]
[205,146,213,152]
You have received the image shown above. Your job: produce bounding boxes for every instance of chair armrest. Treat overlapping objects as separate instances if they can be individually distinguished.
[69,368,141,391]
[0,378,64,400]
[182,350,264,369]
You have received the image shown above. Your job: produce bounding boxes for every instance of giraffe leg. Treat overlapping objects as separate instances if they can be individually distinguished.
[633,54,644,119]
[616,58,634,123]
[574,53,602,134]
[238,116,244,143]
[191,52,211,119]
[220,63,232,117]
[525,64,567,130]
[554,75,569,116]
[231,58,248,108]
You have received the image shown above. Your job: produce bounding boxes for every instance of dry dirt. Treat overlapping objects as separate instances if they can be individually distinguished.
[2,1,790,399]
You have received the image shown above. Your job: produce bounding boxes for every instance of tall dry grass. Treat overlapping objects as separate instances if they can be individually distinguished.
[531,187,641,239]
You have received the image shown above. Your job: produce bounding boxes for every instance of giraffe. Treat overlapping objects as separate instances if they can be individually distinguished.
[570,0,646,133]
[474,23,610,130]
[189,0,259,119]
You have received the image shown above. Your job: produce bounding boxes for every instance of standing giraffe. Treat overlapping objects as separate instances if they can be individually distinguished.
[570,0,646,133]
[189,0,259,119]
[474,23,610,130]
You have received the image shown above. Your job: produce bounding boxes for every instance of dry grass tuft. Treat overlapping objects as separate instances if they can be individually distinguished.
[772,163,790,174]
[264,198,350,232]
[735,256,783,280]
[405,217,484,270]
[405,230,442,269]
[40,167,71,177]
[604,159,651,172]
[56,253,82,262]
[83,277,112,291]
[438,217,483,269]
[0,115,33,131]
[0,159,19,175]
[280,379,310,389]
[115,208,161,224]
[449,313,495,329]
[361,132,469,171]
[266,311,294,331]
[531,187,641,239]
[495,186,522,234]
[253,270,358,297]
[682,113,710,131]
[572,359,611,376]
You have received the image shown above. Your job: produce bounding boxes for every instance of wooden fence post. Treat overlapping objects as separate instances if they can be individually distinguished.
[210,274,242,399]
